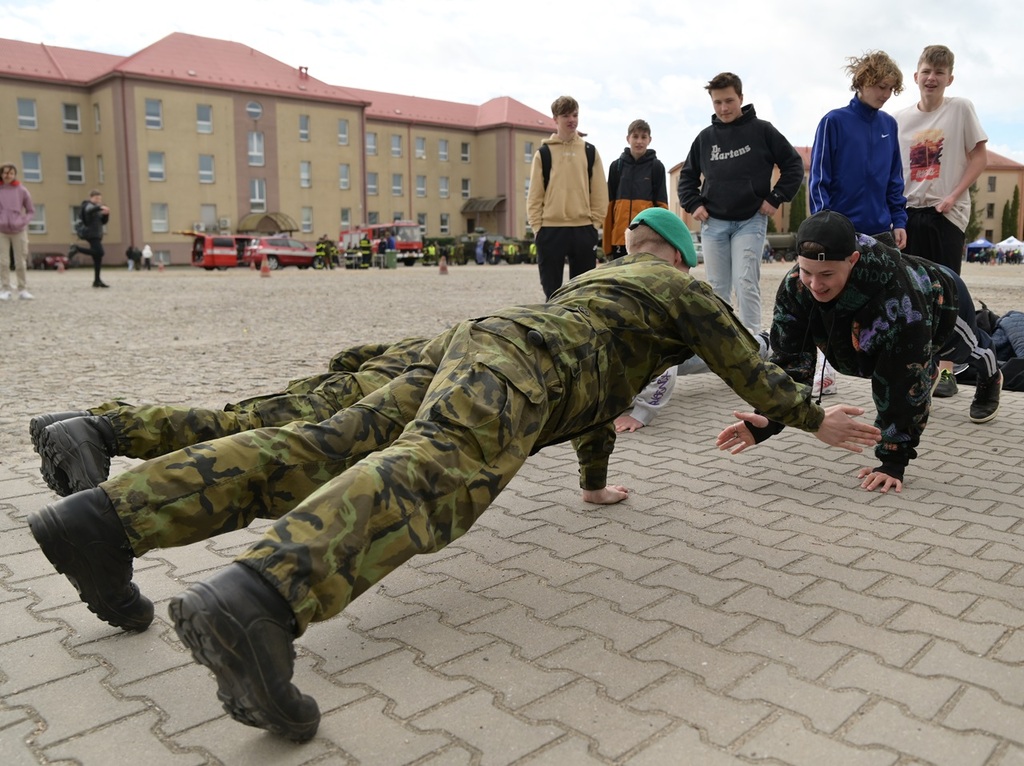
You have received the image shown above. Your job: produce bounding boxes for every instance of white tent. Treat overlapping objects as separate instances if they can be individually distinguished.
[995,236,1024,251]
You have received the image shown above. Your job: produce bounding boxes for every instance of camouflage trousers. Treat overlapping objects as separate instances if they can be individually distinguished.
[88,339,426,460]
[103,322,557,632]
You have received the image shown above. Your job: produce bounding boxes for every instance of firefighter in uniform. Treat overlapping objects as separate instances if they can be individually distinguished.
[358,235,372,268]
[27,208,879,742]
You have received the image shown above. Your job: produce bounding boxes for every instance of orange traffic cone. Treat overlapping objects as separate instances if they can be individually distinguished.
[438,255,448,275]
[249,258,256,270]
[260,257,271,278]
[57,259,65,273]
[158,261,165,272]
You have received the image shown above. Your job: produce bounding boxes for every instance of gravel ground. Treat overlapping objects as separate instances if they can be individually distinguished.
[2,260,1022,462]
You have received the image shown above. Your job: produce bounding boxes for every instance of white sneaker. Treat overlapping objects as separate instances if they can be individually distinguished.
[0,290,11,301]
[19,290,34,300]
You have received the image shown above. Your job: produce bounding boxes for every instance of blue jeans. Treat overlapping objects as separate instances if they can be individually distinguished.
[700,214,768,333]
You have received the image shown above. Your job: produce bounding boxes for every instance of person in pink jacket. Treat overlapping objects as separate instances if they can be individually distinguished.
[0,163,36,300]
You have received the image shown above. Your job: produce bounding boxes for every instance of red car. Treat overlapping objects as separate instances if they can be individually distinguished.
[243,236,321,270]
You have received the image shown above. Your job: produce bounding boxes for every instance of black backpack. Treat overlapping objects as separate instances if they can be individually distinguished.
[74,204,89,240]
[539,142,596,191]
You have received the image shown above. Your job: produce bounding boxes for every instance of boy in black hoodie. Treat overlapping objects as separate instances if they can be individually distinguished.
[718,210,1002,494]
[678,72,804,333]
[603,119,668,257]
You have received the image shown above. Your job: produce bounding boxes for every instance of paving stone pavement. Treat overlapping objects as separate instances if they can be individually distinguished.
[1,262,1023,765]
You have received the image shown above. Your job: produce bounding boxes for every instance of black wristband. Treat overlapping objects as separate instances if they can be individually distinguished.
[746,419,785,444]
[873,463,906,482]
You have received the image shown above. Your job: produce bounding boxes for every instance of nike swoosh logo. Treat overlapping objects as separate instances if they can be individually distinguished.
[881,133,890,138]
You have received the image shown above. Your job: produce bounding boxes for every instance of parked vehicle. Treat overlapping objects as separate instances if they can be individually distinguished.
[339,221,423,266]
[184,232,250,270]
[31,251,72,270]
[243,236,321,270]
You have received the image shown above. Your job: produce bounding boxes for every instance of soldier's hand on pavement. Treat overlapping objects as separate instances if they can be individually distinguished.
[716,411,766,454]
[814,405,881,452]
[582,485,629,504]
[857,467,903,494]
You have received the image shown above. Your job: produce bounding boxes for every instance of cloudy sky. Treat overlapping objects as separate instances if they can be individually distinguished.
[4,0,1024,170]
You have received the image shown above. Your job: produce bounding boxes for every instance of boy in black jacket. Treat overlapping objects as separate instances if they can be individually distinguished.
[602,119,668,257]
[719,210,1002,494]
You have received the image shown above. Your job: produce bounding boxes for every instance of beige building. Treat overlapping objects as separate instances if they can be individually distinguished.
[669,147,1024,243]
[0,33,554,265]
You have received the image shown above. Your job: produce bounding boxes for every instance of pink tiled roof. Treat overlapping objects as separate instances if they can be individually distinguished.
[0,38,124,83]
[114,33,367,105]
[344,87,551,132]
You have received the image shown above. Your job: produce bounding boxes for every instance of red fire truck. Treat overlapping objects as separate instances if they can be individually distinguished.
[338,221,423,266]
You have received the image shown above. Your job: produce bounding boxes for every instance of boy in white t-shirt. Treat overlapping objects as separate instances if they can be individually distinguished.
[896,44,988,398]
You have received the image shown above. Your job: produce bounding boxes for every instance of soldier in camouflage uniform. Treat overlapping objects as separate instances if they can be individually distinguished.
[27,207,880,742]
[30,337,429,496]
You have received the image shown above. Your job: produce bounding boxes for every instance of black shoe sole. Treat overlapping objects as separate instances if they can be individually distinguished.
[169,586,320,742]
[38,421,111,496]
[28,504,153,632]
[29,411,89,454]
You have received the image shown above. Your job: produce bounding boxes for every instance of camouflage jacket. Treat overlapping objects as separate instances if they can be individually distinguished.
[477,252,825,488]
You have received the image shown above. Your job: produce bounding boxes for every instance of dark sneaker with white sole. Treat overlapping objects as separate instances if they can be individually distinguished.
[969,370,1002,424]
[169,564,320,742]
[933,369,958,398]
[38,415,116,496]
[27,488,153,632]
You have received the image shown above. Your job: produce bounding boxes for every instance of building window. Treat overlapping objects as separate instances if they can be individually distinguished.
[93,103,101,132]
[301,206,313,233]
[368,211,379,225]
[525,178,531,198]
[17,98,37,129]
[415,137,426,159]
[392,173,403,196]
[250,178,267,212]
[987,176,997,193]
[148,152,166,181]
[199,154,215,184]
[63,103,81,132]
[367,172,378,195]
[461,178,471,199]
[417,212,426,229]
[151,203,169,233]
[439,176,449,199]
[339,163,350,190]
[461,142,471,162]
[145,99,162,129]
[986,203,996,219]
[66,156,85,184]
[300,160,312,188]
[197,104,213,133]
[338,119,349,145]
[416,175,426,197]
[340,207,351,229]
[97,155,105,183]
[366,132,377,156]
[439,213,450,234]
[391,134,402,158]
[21,152,42,182]
[438,139,449,161]
[524,141,534,162]
[248,131,264,166]
[28,204,46,234]
[299,114,310,141]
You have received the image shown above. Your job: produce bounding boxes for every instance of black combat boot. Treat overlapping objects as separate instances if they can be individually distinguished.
[29,410,89,454]
[38,415,116,496]
[169,563,320,742]
[28,488,153,631]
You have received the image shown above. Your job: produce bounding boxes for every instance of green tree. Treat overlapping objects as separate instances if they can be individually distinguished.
[964,184,981,244]
[788,184,808,232]
[1001,200,1013,240]
[1011,185,1021,238]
